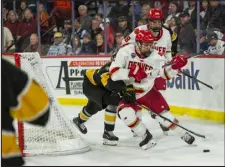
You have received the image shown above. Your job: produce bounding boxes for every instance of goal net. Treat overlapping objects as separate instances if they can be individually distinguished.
[4,52,91,156]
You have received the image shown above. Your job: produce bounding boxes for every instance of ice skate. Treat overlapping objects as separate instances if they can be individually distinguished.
[103,130,119,146]
[72,117,87,134]
[139,129,156,150]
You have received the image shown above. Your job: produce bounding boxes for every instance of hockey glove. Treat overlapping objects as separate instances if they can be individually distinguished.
[122,85,136,104]
[171,55,188,70]
[128,63,147,83]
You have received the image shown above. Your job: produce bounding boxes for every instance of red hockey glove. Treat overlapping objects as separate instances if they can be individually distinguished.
[171,55,188,70]
[128,63,147,83]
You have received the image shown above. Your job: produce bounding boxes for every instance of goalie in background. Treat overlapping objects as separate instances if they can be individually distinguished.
[72,61,127,146]
[1,58,51,166]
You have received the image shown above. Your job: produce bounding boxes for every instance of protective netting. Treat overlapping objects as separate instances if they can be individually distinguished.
[14,52,90,156]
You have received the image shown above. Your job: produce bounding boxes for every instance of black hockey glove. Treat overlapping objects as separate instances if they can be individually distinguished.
[122,85,136,104]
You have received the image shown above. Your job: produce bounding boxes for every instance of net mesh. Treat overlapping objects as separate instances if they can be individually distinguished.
[14,52,90,156]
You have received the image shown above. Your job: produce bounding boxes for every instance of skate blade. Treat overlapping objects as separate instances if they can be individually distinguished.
[103,139,118,146]
[141,140,156,150]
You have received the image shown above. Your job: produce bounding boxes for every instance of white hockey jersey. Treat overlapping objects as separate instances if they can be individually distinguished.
[122,25,172,62]
[204,40,225,55]
[109,44,177,94]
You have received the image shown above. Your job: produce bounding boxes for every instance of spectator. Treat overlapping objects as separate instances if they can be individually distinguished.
[90,18,103,41]
[202,0,225,33]
[205,30,225,55]
[39,4,49,29]
[178,11,196,54]
[27,0,37,15]
[154,0,169,17]
[108,1,129,24]
[98,0,113,17]
[78,5,92,31]
[3,27,15,52]
[60,19,72,45]
[112,30,125,52]
[137,19,148,26]
[200,0,209,19]
[141,4,151,20]
[74,18,88,40]
[101,18,115,49]
[96,33,111,54]
[95,13,103,23]
[47,32,72,56]
[164,1,180,27]
[167,16,181,56]
[71,35,82,55]
[80,33,97,54]
[117,16,131,38]
[3,7,9,23]
[127,4,141,29]
[16,8,37,41]
[17,0,28,20]
[4,10,20,40]
[24,33,47,55]
[199,30,210,53]
[183,1,197,29]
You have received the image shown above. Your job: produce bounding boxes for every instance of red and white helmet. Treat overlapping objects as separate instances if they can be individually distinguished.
[148,8,164,20]
[135,29,154,43]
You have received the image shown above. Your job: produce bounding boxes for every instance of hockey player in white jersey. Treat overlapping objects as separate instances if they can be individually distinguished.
[110,30,195,150]
[122,8,173,100]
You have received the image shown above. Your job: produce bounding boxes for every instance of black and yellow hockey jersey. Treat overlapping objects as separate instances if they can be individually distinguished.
[1,59,50,166]
[85,62,126,93]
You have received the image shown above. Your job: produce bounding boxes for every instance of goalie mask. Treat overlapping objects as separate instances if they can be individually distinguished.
[135,29,155,57]
[148,8,164,32]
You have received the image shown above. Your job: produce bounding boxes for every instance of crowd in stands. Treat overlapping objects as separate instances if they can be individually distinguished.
[2,0,225,56]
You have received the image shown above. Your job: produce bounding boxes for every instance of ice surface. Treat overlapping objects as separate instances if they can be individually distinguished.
[24,106,224,166]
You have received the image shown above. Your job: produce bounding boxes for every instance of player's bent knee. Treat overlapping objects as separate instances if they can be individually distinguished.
[118,107,137,126]
[155,111,179,130]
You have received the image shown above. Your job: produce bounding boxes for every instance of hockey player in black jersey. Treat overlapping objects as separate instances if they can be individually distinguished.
[1,58,50,166]
[72,61,134,146]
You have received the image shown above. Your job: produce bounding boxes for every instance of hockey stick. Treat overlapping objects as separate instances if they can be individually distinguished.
[179,70,213,90]
[135,102,206,138]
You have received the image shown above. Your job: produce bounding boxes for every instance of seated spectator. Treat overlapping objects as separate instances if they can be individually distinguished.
[16,8,37,41]
[116,16,131,38]
[71,35,82,55]
[17,0,28,21]
[100,18,115,49]
[140,4,151,20]
[39,4,49,29]
[27,0,37,15]
[137,19,148,26]
[80,33,97,54]
[127,4,141,29]
[154,0,169,17]
[74,18,87,41]
[112,30,125,52]
[164,1,180,27]
[47,32,72,56]
[3,7,9,23]
[78,5,92,31]
[200,0,209,19]
[204,30,225,55]
[178,12,196,54]
[24,33,47,55]
[60,19,72,44]
[199,30,210,53]
[3,27,15,52]
[95,13,103,23]
[4,10,20,40]
[90,18,103,40]
[96,33,111,54]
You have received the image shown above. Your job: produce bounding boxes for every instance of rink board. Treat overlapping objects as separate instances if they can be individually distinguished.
[3,54,224,123]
